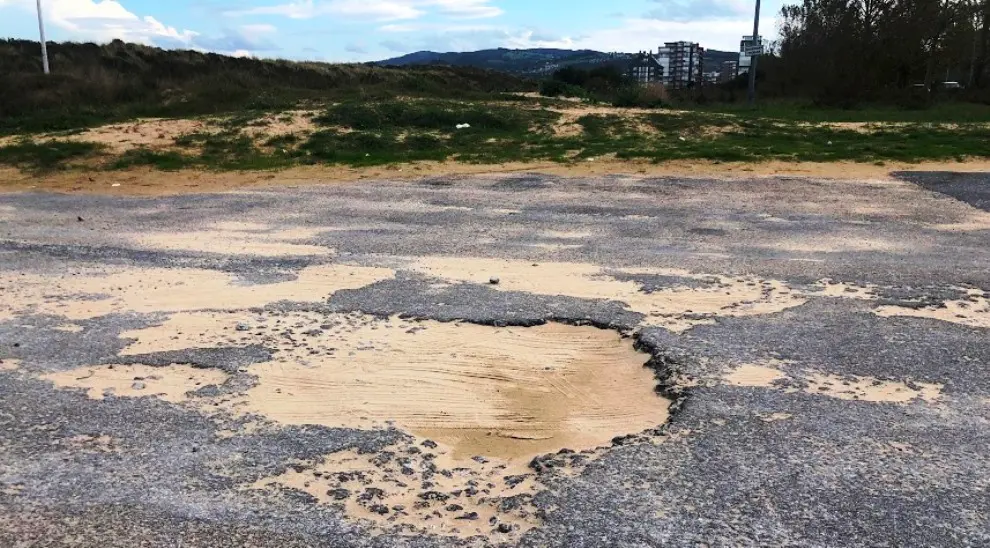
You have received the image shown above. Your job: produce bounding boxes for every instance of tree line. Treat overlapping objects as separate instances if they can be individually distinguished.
[775,0,990,104]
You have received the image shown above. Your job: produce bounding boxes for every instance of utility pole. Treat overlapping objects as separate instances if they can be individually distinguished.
[747,0,761,104]
[36,0,50,74]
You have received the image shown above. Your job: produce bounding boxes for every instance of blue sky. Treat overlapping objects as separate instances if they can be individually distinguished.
[0,0,781,61]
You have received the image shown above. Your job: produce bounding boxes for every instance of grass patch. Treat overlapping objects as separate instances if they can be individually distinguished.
[687,100,990,124]
[0,140,103,171]
[315,99,544,133]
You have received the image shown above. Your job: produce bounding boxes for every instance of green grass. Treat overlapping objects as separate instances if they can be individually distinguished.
[9,96,990,174]
[0,140,104,172]
[687,100,990,124]
[314,99,546,133]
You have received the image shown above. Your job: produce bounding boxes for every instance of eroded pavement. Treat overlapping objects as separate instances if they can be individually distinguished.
[1,171,989,546]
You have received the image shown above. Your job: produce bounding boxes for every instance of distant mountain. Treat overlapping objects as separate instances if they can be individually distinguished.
[375,47,741,77]
[376,48,630,76]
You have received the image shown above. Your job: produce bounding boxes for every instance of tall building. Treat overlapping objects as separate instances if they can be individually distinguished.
[657,41,704,90]
[628,50,664,84]
[719,61,739,83]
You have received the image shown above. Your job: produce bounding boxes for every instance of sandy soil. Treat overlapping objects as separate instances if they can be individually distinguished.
[113,311,669,462]
[0,263,394,321]
[875,288,990,329]
[724,362,943,404]
[410,257,807,332]
[6,158,990,197]
[43,364,227,403]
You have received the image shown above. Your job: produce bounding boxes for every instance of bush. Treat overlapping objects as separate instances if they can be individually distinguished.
[539,80,586,98]
[612,84,666,108]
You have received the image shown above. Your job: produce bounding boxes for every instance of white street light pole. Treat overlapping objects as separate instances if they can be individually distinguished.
[36,0,50,74]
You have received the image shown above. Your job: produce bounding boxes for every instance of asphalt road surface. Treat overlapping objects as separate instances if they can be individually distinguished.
[1,171,989,547]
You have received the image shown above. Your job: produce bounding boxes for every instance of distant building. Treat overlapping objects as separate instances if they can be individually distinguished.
[628,50,664,84]
[657,41,704,90]
[719,61,739,83]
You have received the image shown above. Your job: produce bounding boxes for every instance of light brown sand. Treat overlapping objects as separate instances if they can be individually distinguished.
[121,313,669,462]
[874,289,990,329]
[0,359,20,371]
[64,119,212,153]
[7,159,990,196]
[43,364,227,403]
[127,223,332,257]
[0,263,394,320]
[408,257,806,332]
[253,440,541,539]
[724,362,943,403]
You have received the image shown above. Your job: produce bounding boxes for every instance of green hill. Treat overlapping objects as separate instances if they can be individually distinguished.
[0,39,534,135]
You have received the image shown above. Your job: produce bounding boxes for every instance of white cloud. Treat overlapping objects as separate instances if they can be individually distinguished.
[227,0,501,21]
[507,17,762,52]
[2,0,199,45]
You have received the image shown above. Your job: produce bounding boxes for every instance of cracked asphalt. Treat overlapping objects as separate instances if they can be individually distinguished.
[2,171,990,547]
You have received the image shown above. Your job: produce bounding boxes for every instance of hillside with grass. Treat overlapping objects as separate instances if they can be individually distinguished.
[3,39,990,180]
[0,39,533,135]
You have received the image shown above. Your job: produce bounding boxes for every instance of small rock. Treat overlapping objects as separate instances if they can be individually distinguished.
[489,276,500,285]
[497,523,513,534]
[471,456,489,464]
[328,488,350,500]
[358,487,386,502]
[77,216,84,222]
[445,504,464,512]
[421,439,438,449]
[131,381,146,390]
[236,323,251,332]
[418,491,449,502]
[456,512,479,520]
[369,504,390,515]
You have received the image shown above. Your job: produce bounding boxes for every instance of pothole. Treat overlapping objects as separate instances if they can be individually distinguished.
[114,312,671,461]
[45,311,672,539]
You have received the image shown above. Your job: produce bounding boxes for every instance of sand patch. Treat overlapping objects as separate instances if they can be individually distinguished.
[809,280,877,299]
[126,223,332,257]
[874,289,990,329]
[764,236,912,254]
[0,263,393,321]
[408,257,805,332]
[117,311,669,462]
[724,361,943,403]
[61,119,213,153]
[12,159,990,196]
[723,363,788,387]
[252,439,541,540]
[43,364,227,403]
[0,359,20,371]
[52,324,85,333]
[64,434,118,453]
[241,110,317,141]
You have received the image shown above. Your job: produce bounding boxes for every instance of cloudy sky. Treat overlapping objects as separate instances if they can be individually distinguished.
[0,0,780,61]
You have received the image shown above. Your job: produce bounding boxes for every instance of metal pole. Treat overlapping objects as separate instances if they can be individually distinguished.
[37,0,50,74]
[747,0,761,104]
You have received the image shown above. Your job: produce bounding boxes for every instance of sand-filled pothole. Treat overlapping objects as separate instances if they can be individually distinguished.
[47,311,671,539]
[114,312,671,461]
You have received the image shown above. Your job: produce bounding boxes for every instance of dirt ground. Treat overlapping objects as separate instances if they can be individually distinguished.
[6,158,990,196]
